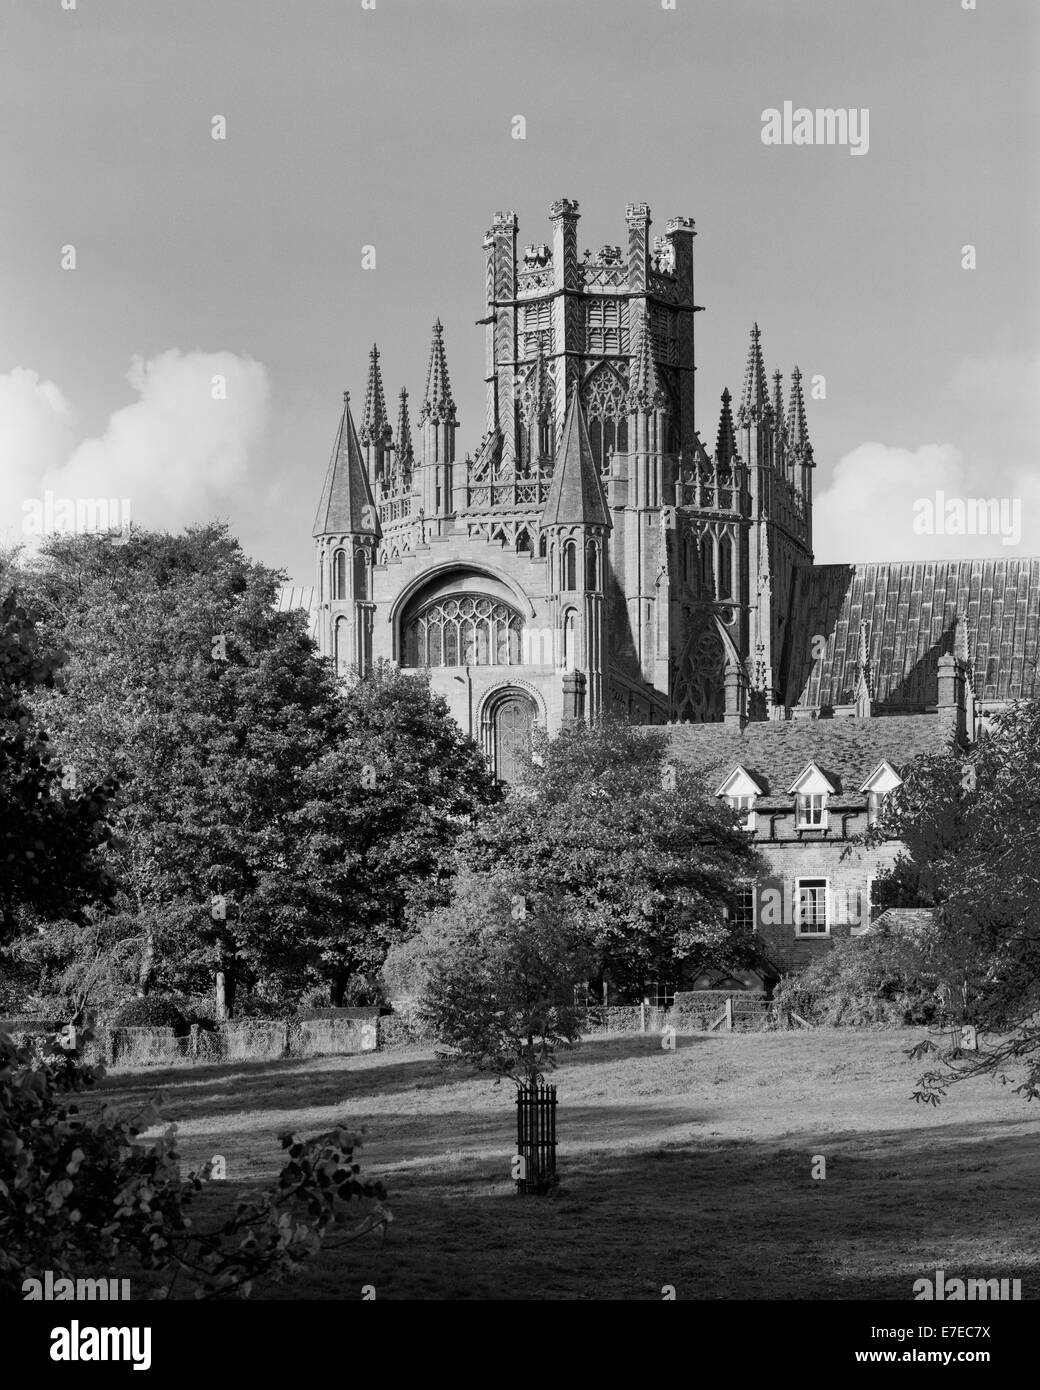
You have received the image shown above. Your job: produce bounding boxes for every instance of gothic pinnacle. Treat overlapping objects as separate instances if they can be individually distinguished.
[627,310,664,412]
[739,322,769,421]
[361,344,392,446]
[786,365,813,463]
[422,318,456,420]
[715,387,737,465]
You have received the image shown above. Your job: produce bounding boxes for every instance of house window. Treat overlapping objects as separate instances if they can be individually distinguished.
[796,878,829,935]
[647,981,675,1008]
[729,795,756,832]
[796,792,828,829]
[867,790,886,826]
[730,883,755,933]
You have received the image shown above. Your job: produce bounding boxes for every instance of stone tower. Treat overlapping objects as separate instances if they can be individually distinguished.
[307,198,817,775]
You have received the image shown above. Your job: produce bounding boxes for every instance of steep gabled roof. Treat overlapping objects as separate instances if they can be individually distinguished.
[541,389,611,530]
[312,394,381,538]
[666,715,949,801]
[780,560,1040,710]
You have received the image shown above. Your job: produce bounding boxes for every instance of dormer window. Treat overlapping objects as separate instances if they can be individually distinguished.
[788,762,837,832]
[715,766,764,834]
[860,761,903,828]
[730,795,756,831]
[797,792,827,829]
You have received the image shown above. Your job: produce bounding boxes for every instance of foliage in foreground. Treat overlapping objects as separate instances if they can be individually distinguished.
[867,699,1040,1104]
[772,925,946,1028]
[387,872,591,1084]
[0,1023,389,1299]
[457,719,765,994]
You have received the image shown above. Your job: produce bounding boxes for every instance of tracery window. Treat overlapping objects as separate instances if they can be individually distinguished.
[403,594,525,668]
[583,367,629,476]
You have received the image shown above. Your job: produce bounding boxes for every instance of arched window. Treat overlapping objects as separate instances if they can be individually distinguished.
[585,540,600,591]
[700,536,714,596]
[517,529,532,555]
[333,549,347,600]
[403,594,525,668]
[583,367,629,476]
[718,533,733,599]
[562,609,577,669]
[334,617,350,675]
[538,533,547,559]
[353,549,369,600]
[562,540,577,590]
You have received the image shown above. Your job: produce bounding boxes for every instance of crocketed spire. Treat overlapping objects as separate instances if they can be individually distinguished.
[786,366,813,463]
[421,318,456,420]
[739,322,770,422]
[360,344,392,446]
[715,387,737,465]
[627,311,665,412]
[395,387,414,472]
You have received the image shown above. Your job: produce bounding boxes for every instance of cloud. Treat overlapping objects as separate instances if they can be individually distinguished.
[0,351,269,549]
[814,354,1040,561]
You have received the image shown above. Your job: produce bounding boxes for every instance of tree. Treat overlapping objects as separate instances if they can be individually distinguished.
[15,526,343,1015]
[0,588,117,940]
[457,719,764,996]
[11,527,500,1016]
[274,663,500,1005]
[868,702,1040,1102]
[0,1021,388,1300]
[387,870,591,1084]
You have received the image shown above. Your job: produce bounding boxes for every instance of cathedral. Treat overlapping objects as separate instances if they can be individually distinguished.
[288,196,1038,784]
[283,194,1039,977]
[300,197,820,780]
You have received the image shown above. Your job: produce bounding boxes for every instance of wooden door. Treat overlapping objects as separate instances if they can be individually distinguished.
[494,695,534,783]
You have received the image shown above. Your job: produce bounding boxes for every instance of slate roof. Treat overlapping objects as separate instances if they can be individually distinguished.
[541,391,611,530]
[276,583,318,641]
[666,715,949,800]
[781,560,1040,711]
[312,397,380,538]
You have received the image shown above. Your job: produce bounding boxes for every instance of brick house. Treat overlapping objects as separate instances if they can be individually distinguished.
[665,654,973,981]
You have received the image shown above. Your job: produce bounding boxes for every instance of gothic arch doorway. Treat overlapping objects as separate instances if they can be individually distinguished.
[488,690,537,783]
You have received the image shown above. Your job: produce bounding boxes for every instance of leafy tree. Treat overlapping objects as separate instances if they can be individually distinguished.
[772,921,945,1027]
[0,589,117,940]
[15,526,341,1015]
[868,702,1040,1102]
[457,719,764,996]
[0,1021,388,1300]
[275,662,500,1005]
[388,871,590,1083]
[10,528,500,1016]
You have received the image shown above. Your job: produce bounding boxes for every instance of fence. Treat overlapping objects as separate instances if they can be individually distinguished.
[515,1082,557,1195]
[575,994,773,1037]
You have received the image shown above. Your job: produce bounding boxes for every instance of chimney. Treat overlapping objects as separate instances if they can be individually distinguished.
[936,653,966,745]
[724,661,745,729]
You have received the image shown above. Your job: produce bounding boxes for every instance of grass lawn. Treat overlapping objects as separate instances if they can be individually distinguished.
[96,1029,1040,1300]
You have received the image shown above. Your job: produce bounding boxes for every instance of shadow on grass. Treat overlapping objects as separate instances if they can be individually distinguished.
[93,1032,714,1123]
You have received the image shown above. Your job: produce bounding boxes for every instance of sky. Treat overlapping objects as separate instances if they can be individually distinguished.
[1,0,1038,585]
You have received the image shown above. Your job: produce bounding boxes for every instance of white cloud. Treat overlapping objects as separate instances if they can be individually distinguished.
[814,354,1040,561]
[0,351,269,549]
